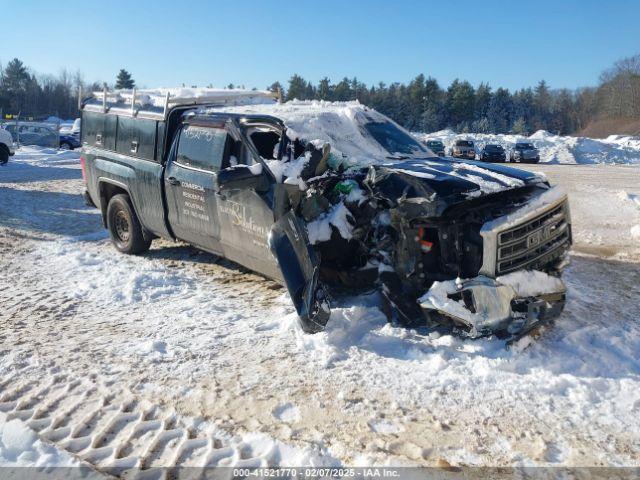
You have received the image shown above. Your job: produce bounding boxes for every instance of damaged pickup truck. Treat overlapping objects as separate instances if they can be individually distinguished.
[80,89,572,341]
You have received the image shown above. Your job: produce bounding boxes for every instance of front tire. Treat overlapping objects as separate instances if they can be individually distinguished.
[59,141,72,151]
[106,194,151,254]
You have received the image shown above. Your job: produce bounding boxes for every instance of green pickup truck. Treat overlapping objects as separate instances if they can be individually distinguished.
[80,88,572,340]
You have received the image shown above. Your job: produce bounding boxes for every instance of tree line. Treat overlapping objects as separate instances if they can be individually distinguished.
[271,53,639,135]
[0,61,135,121]
[0,58,99,121]
[1,54,638,135]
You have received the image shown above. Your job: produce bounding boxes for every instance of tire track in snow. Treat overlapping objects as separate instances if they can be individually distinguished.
[0,366,285,477]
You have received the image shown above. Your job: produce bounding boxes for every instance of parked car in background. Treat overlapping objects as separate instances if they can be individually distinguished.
[425,139,445,156]
[450,139,476,160]
[0,127,16,164]
[510,141,540,163]
[3,121,79,149]
[59,118,81,137]
[4,122,60,148]
[59,132,81,150]
[480,143,506,162]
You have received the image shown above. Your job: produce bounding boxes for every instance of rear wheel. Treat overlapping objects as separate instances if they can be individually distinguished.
[106,194,151,254]
[0,146,8,165]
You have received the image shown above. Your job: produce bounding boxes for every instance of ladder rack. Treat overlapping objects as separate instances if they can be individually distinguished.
[80,86,279,120]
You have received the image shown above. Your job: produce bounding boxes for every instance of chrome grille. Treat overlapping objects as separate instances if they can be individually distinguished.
[496,201,570,275]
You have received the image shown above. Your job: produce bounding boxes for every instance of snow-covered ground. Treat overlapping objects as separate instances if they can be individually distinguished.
[0,147,639,473]
[0,413,79,467]
[418,129,640,165]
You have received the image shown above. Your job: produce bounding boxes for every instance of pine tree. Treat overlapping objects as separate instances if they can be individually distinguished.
[115,69,135,89]
[533,80,551,131]
[317,77,331,100]
[488,88,513,133]
[2,58,33,113]
[511,117,527,135]
[286,74,308,101]
[445,79,475,128]
[333,77,352,101]
[472,117,490,133]
[2,58,30,93]
[268,81,284,100]
[475,83,492,120]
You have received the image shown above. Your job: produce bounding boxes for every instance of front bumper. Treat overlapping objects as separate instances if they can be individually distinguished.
[453,151,475,159]
[419,271,566,339]
[482,154,506,162]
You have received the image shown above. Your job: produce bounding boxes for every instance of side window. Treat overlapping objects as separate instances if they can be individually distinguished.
[176,125,228,172]
[249,129,281,160]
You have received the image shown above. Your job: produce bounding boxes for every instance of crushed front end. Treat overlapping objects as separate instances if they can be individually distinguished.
[296,158,572,340]
[417,186,571,339]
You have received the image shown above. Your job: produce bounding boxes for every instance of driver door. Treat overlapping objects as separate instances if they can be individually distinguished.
[216,124,283,280]
[164,123,228,253]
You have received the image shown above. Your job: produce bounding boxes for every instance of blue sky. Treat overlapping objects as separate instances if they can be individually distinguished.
[3,0,639,91]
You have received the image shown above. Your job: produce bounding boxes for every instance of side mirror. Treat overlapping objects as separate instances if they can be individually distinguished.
[218,164,270,193]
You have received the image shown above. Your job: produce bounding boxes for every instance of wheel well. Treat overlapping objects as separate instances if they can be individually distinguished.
[98,182,128,228]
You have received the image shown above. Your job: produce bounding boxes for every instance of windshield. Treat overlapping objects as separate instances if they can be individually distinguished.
[427,141,443,148]
[485,144,503,151]
[362,121,429,157]
[517,143,535,149]
[455,140,474,147]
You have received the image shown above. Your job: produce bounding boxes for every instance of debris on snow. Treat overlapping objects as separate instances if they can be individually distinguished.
[496,270,566,297]
[306,202,354,244]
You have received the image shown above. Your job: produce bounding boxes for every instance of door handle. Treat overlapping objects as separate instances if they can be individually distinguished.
[167,176,180,186]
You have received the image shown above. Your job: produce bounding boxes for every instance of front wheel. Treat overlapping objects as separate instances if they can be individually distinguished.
[59,142,72,151]
[106,194,151,254]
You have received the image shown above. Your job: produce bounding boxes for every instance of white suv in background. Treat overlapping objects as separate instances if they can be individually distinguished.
[0,127,16,164]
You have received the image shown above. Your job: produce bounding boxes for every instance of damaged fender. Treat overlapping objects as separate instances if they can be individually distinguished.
[269,211,331,333]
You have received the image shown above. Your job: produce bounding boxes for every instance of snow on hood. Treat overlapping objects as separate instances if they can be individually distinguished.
[213,100,427,163]
[376,158,542,200]
[210,101,543,198]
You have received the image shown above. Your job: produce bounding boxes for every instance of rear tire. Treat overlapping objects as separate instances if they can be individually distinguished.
[106,194,151,254]
[0,146,8,165]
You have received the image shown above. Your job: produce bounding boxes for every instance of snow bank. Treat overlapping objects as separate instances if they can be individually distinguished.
[0,414,78,467]
[418,129,640,165]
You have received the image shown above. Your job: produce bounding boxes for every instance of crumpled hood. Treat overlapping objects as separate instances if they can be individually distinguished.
[364,157,545,213]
